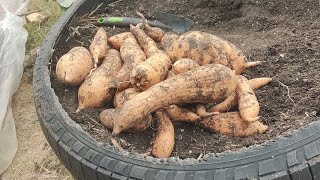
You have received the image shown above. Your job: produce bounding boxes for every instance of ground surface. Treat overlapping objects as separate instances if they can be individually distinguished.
[1,0,71,179]
[52,0,320,159]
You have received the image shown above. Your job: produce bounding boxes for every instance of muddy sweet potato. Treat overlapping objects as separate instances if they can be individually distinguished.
[107,32,134,50]
[113,36,146,90]
[172,58,200,75]
[113,88,139,109]
[152,110,175,158]
[130,51,172,91]
[144,24,165,42]
[237,75,260,122]
[99,108,152,133]
[165,31,261,74]
[56,47,93,86]
[77,49,123,111]
[89,28,109,68]
[165,105,200,123]
[112,64,237,135]
[199,112,268,137]
[130,24,159,57]
[209,77,272,113]
[130,24,171,90]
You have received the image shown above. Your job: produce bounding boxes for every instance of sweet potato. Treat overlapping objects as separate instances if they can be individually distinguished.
[89,28,109,67]
[112,64,237,135]
[165,31,261,74]
[165,105,200,123]
[77,49,123,111]
[107,32,134,50]
[130,24,172,90]
[209,77,272,113]
[56,47,93,86]
[199,112,268,137]
[113,36,146,90]
[113,88,139,109]
[99,108,152,133]
[135,11,165,42]
[152,110,174,158]
[130,24,159,57]
[160,32,179,53]
[195,104,219,117]
[172,58,200,75]
[144,24,165,42]
[237,75,260,122]
[130,51,171,91]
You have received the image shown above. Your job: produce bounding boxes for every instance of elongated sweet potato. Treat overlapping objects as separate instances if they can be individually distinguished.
[56,47,93,86]
[113,36,146,90]
[199,112,268,137]
[152,110,174,158]
[172,58,200,75]
[130,24,159,57]
[113,88,139,109]
[77,49,122,111]
[130,24,172,90]
[195,104,219,117]
[209,77,272,113]
[165,31,261,74]
[112,64,237,135]
[237,75,260,122]
[99,108,152,133]
[165,105,200,123]
[89,28,109,67]
[107,32,134,50]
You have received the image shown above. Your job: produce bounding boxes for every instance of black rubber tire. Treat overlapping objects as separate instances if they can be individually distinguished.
[33,0,320,179]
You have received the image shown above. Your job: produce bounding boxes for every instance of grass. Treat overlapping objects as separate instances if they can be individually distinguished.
[25,0,64,51]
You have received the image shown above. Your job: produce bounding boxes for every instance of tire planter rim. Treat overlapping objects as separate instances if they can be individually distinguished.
[33,0,320,179]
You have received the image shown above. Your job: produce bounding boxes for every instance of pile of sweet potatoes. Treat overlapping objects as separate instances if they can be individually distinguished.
[55,20,272,158]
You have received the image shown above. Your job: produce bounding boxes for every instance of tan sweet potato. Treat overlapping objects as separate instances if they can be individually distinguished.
[99,108,152,133]
[89,28,109,67]
[195,104,219,117]
[165,105,200,123]
[130,51,171,91]
[144,24,165,42]
[152,110,174,158]
[209,77,272,113]
[165,31,261,74]
[56,47,93,86]
[113,36,146,91]
[199,112,268,137]
[77,49,123,111]
[172,58,200,75]
[130,24,159,57]
[107,32,134,50]
[130,24,172,90]
[237,75,260,122]
[112,64,237,135]
[113,88,139,109]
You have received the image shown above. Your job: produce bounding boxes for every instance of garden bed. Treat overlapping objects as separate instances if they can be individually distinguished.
[51,0,320,159]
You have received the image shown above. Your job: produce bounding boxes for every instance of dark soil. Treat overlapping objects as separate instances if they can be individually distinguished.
[51,0,320,159]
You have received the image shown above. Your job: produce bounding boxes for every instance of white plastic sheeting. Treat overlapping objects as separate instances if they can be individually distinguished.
[0,0,29,174]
